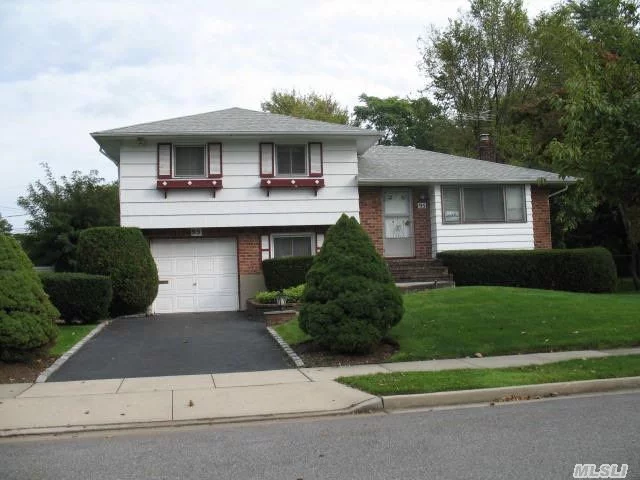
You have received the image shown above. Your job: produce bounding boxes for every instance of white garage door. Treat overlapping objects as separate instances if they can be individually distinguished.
[151,238,238,314]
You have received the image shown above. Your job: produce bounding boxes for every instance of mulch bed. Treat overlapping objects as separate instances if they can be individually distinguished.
[291,337,399,367]
[0,356,56,384]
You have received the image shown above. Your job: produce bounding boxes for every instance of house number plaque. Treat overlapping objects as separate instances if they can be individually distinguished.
[417,202,427,209]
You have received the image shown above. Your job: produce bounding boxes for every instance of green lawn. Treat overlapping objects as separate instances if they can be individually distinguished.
[337,355,640,395]
[49,324,96,357]
[274,286,640,361]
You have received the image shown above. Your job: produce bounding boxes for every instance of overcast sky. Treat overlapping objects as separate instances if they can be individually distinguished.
[0,0,558,231]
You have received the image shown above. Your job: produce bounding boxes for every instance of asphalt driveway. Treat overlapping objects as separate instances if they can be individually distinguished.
[47,312,292,382]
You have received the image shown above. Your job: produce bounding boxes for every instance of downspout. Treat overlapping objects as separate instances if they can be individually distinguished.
[548,184,569,199]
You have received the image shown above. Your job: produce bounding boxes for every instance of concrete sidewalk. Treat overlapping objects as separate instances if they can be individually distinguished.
[1,347,639,436]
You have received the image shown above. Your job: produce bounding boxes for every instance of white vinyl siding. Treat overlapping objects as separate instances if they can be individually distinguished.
[119,138,360,229]
[431,184,535,255]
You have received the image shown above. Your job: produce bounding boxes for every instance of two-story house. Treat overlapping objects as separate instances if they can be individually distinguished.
[91,107,570,314]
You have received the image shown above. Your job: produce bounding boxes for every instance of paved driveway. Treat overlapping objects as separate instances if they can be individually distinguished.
[47,313,292,382]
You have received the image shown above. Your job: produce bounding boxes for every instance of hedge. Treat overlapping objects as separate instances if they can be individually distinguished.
[40,272,112,323]
[438,248,617,293]
[0,234,58,361]
[77,227,158,317]
[262,256,314,291]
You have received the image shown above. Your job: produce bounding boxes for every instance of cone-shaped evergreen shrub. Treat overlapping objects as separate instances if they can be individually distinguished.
[299,214,404,353]
[0,234,58,361]
[77,227,158,317]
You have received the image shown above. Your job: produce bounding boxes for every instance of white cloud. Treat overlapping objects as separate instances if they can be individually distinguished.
[0,0,558,231]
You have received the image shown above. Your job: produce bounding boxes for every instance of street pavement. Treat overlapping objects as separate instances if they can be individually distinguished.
[1,391,638,480]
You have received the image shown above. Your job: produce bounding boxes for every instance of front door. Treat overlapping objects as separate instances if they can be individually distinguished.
[383,189,414,257]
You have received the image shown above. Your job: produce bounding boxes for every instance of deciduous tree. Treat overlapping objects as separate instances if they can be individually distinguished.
[261,89,349,124]
[17,164,119,271]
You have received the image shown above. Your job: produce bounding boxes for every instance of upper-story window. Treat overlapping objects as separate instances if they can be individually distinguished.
[157,143,222,179]
[175,146,206,177]
[276,145,307,176]
[442,185,526,224]
[260,142,323,178]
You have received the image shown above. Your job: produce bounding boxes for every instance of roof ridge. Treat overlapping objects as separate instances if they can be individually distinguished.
[91,107,376,136]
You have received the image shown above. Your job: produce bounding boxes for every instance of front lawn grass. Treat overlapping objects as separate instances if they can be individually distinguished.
[49,324,96,357]
[273,316,311,345]
[337,355,640,395]
[274,287,640,361]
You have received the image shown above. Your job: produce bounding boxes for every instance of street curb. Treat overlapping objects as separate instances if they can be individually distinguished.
[0,395,381,438]
[267,326,305,368]
[381,376,640,410]
[35,321,110,383]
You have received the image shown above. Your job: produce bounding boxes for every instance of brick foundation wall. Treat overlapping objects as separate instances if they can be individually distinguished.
[358,187,384,255]
[412,188,432,259]
[531,186,552,249]
[238,233,262,274]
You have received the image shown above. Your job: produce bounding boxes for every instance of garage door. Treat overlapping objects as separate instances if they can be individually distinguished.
[151,238,238,314]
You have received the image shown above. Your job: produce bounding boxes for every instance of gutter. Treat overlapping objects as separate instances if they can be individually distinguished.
[357,178,573,186]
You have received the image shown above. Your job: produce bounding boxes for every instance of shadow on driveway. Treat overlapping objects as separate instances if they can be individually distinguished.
[48,312,292,382]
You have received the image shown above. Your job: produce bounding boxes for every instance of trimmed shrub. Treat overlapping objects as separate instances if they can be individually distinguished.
[76,227,158,316]
[438,248,617,293]
[262,256,314,291]
[299,214,404,354]
[254,284,306,304]
[0,234,58,361]
[255,290,280,304]
[40,272,112,323]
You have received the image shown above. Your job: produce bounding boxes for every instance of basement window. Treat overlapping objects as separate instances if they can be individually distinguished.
[272,234,313,258]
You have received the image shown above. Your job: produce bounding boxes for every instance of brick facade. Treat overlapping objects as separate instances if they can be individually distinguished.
[412,188,432,259]
[238,233,262,274]
[358,186,433,259]
[531,185,552,249]
[358,187,384,255]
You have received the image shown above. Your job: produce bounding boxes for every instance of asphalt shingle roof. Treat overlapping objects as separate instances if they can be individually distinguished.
[92,107,379,137]
[358,145,573,185]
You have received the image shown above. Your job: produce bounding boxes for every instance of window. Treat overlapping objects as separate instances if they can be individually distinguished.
[175,146,205,177]
[442,185,526,224]
[273,235,313,258]
[276,145,307,176]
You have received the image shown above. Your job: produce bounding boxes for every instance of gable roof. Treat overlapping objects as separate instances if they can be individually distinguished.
[358,145,574,185]
[92,107,379,137]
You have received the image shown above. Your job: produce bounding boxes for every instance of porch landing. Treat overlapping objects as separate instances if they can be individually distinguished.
[387,258,453,284]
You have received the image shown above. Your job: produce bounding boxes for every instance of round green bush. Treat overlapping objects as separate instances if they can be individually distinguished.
[299,214,404,354]
[0,234,59,361]
[40,272,112,323]
[76,227,158,317]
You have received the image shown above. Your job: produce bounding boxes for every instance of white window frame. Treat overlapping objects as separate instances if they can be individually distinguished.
[270,232,315,259]
[173,144,207,178]
[275,144,308,177]
[441,184,527,224]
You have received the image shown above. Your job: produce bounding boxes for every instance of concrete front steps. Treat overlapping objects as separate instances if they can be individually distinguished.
[387,258,454,291]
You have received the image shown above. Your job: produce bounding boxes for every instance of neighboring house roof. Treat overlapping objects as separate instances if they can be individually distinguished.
[358,145,574,185]
[92,107,380,163]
